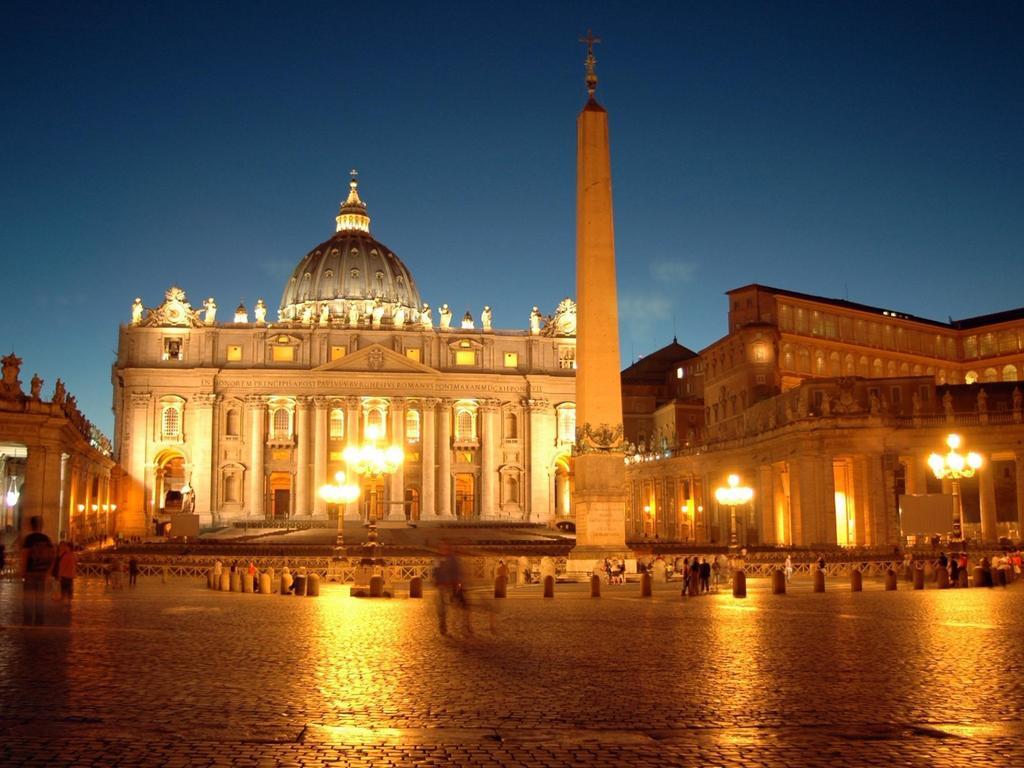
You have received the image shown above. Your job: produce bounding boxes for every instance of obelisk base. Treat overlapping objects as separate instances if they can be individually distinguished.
[566,452,630,578]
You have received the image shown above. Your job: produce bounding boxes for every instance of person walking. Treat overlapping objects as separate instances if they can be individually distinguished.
[128,556,140,587]
[784,555,794,584]
[20,516,54,625]
[54,541,77,604]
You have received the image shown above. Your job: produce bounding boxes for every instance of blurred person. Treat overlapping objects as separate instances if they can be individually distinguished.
[128,556,140,587]
[784,555,794,583]
[433,545,471,637]
[20,516,54,625]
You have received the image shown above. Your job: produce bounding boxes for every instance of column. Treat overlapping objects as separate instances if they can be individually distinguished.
[526,399,554,523]
[436,399,453,518]
[246,396,265,518]
[979,456,997,543]
[20,444,65,538]
[295,397,311,516]
[312,397,329,517]
[1016,454,1024,544]
[127,392,151,535]
[420,400,437,519]
[480,399,500,519]
[344,397,361,519]
[820,455,837,546]
[388,399,405,520]
[757,464,774,545]
[903,454,930,496]
[190,393,217,524]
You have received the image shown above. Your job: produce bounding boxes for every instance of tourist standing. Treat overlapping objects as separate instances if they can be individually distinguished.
[54,541,77,603]
[128,556,140,587]
[20,516,54,625]
[699,557,711,593]
[784,555,794,584]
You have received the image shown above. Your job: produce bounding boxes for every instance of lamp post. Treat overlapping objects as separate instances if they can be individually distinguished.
[319,470,360,556]
[715,474,753,550]
[928,433,982,540]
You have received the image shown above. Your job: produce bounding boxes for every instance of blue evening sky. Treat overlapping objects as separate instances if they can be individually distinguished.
[2,1,1023,437]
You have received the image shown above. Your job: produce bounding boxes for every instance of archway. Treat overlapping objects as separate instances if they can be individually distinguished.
[155,453,186,514]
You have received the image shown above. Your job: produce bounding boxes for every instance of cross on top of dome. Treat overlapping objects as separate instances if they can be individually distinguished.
[336,170,370,233]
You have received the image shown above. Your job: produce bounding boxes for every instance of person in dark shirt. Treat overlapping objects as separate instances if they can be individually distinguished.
[699,558,712,593]
[20,516,54,625]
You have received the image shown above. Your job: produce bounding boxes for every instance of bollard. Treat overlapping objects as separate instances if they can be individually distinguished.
[242,573,254,593]
[266,567,276,592]
[972,566,985,588]
[813,570,825,593]
[293,574,307,596]
[937,568,950,589]
[161,565,168,584]
[850,569,862,592]
[958,569,969,588]
[590,574,601,598]
[259,573,271,594]
[306,573,320,596]
[230,571,241,592]
[280,572,293,595]
[369,575,383,597]
[219,572,231,592]
[640,572,652,598]
[903,566,914,582]
[732,570,746,598]
[206,570,213,589]
[543,574,554,598]
[884,569,898,591]
[771,569,786,595]
[409,576,423,598]
[494,575,507,598]
[913,568,924,590]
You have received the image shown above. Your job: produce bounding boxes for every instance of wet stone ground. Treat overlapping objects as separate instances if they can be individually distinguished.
[1,573,1022,767]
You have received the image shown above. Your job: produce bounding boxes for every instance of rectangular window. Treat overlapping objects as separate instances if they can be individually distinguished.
[504,352,519,368]
[331,346,346,361]
[455,350,476,366]
[272,346,295,362]
[226,345,242,362]
[558,347,576,370]
[406,348,421,362]
[676,367,684,379]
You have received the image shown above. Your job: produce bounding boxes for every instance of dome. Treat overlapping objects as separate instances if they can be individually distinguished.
[278,175,422,322]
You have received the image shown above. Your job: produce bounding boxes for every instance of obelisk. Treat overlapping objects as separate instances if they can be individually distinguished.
[568,32,628,572]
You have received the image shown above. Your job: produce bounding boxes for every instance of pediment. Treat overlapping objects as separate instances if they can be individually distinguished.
[312,344,437,374]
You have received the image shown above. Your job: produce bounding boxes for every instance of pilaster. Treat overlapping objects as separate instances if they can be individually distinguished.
[189,393,217,523]
[420,399,438,518]
[295,396,311,516]
[435,399,453,518]
[388,399,406,520]
[525,398,554,523]
[246,395,265,518]
[979,456,997,543]
[312,396,329,518]
[479,399,501,519]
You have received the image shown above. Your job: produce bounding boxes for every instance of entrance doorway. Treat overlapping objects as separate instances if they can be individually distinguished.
[455,474,475,520]
[553,455,572,518]
[269,472,291,519]
[157,454,186,513]
[405,487,420,521]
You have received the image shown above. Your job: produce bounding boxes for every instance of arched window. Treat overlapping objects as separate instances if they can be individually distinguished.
[872,359,883,377]
[405,409,421,442]
[504,411,518,439]
[329,409,345,438]
[556,405,576,444]
[272,408,290,439]
[829,352,841,376]
[162,406,181,439]
[797,348,810,373]
[455,408,476,441]
[858,356,869,376]
[365,407,385,439]
[814,352,826,375]
[1003,364,1018,382]
[225,408,240,437]
[887,360,897,377]
[965,370,978,385]
[983,367,998,383]
[844,354,855,375]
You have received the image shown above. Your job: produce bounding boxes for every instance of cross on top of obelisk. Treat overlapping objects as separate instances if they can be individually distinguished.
[579,30,601,97]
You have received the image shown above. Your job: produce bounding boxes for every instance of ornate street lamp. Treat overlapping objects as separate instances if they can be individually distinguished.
[715,474,753,549]
[319,470,360,556]
[342,424,404,524]
[928,433,982,540]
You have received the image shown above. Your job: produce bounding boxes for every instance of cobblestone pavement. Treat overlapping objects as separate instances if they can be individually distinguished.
[1,574,1022,767]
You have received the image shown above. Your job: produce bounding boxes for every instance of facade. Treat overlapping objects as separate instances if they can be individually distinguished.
[111,178,577,536]
[0,354,115,548]
[625,284,1024,547]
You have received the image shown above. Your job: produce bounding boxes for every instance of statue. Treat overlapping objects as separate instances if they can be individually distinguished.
[421,303,433,329]
[393,304,406,329]
[869,392,881,416]
[131,297,144,325]
[529,306,542,335]
[301,304,313,325]
[348,301,360,327]
[943,390,954,419]
[1014,387,1022,411]
[0,353,23,399]
[30,373,42,400]
[977,388,988,414]
[319,303,330,326]
[254,299,267,324]
[911,391,922,416]
[481,305,492,331]
[203,297,217,325]
[371,297,385,328]
[439,303,452,330]
[53,378,66,405]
